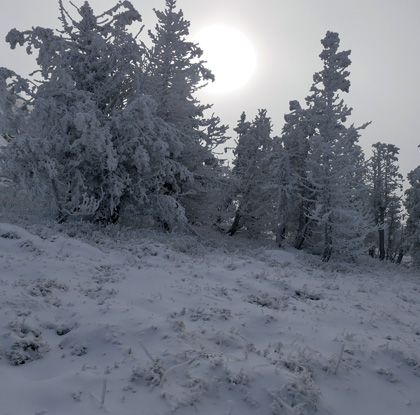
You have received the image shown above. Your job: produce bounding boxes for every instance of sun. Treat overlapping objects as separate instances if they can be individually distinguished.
[194,24,257,94]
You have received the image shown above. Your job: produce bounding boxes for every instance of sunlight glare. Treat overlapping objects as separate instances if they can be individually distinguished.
[195,24,257,94]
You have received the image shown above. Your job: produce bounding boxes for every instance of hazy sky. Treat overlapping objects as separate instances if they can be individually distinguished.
[1,0,419,182]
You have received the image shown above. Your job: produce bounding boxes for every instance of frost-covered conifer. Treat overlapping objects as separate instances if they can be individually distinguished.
[2,1,196,228]
[368,142,403,260]
[146,0,228,225]
[110,93,192,229]
[228,110,276,236]
[405,163,420,266]
[3,1,144,222]
[0,68,29,143]
[300,32,372,261]
[275,100,312,248]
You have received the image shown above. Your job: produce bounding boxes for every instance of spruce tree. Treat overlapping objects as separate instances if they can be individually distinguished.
[405,162,420,266]
[0,68,30,144]
[228,110,276,237]
[2,1,190,227]
[368,142,403,260]
[294,32,372,261]
[146,0,228,226]
[275,100,312,248]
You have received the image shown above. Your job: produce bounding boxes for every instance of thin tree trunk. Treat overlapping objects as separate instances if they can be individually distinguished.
[276,189,290,248]
[110,204,120,224]
[227,210,241,236]
[378,206,386,260]
[378,228,385,260]
[276,210,289,247]
[276,223,287,248]
[294,213,309,250]
[322,222,333,262]
[322,246,332,262]
[396,249,404,264]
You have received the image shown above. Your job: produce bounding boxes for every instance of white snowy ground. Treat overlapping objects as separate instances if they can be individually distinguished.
[0,221,419,415]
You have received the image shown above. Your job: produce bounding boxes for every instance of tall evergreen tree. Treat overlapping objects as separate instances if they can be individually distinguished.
[228,110,276,237]
[405,161,420,266]
[368,142,403,260]
[296,32,372,261]
[2,1,191,227]
[275,100,312,248]
[145,0,228,225]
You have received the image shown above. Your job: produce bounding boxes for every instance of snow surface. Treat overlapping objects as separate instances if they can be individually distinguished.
[0,221,419,415]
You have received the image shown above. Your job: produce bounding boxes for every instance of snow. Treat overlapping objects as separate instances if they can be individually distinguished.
[0,221,419,415]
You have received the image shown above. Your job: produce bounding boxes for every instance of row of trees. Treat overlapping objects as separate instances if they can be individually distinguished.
[226,32,411,263]
[0,0,419,264]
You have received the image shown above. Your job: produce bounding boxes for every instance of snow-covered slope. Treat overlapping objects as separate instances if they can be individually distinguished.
[0,222,419,415]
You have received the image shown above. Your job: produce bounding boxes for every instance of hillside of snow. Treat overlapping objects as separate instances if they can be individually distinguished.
[0,221,419,415]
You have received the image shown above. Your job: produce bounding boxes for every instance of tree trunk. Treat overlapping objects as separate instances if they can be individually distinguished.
[396,249,404,264]
[276,210,289,247]
[276,223,287,248]
[322,222,333,262]
[378,207,386,260]
[110,205,120,224]
[378,228,385,260]
[276,188,290,248]
[227,210,241,236]
[322,245,332,262]
[294,212,309,250]
[51,178,67,224]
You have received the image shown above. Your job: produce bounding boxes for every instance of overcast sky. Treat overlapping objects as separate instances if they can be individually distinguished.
[1,0,419,183]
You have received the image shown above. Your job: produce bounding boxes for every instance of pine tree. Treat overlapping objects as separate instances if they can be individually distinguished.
[275,100,312,248]
[0,68,29,143]
[299,32,372,261]
[110,93,192,229]
[368,142,403,260]
[146,0,228,226]
[2,1,190,227]
[405,162,420,266]
[228,110,276,237]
